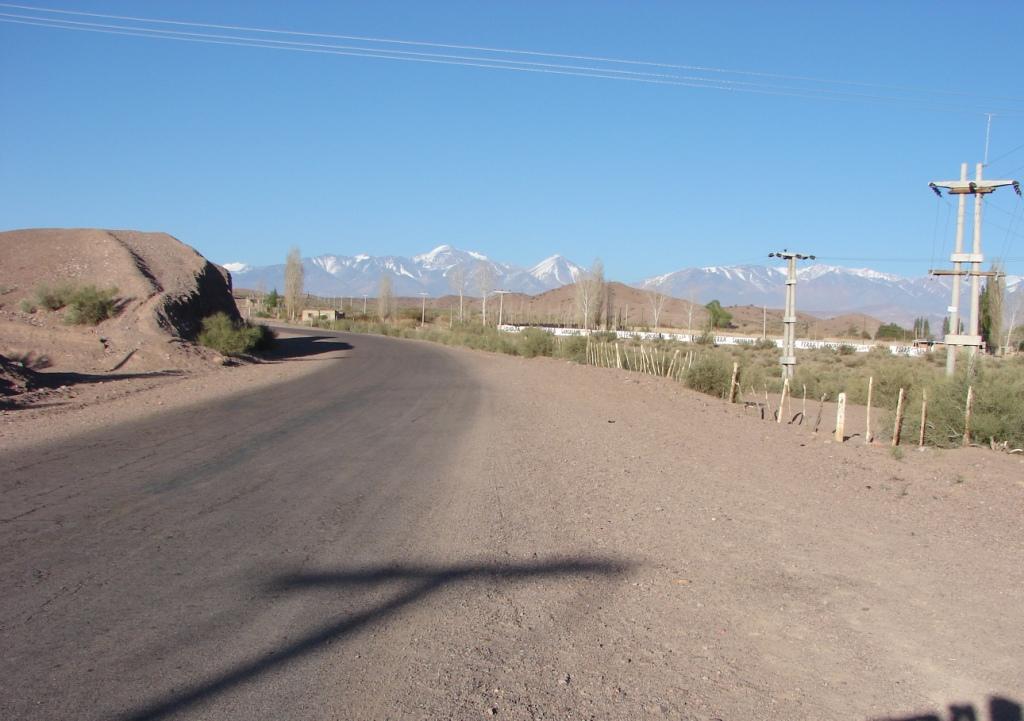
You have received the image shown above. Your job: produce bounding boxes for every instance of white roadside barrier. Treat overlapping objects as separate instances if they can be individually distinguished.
[496,324,928,357]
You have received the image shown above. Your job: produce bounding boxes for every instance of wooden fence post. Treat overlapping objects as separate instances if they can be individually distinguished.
[777,377,790,423]
[892,387,905,447]
[814,394,826,434]
[963,385,974,447]
[728,362,739,403]
[835,393,846,442]
[918,389,928,448]
[865,376,874,444]
[615,342,622,369]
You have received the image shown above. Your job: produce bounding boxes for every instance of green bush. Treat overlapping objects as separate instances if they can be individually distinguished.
[519,328,555,358]
[555,335,589,363]
[897,366,1024,448]
[685,354,732,397]
[19,299,36,313]
[198,313,276,356]
[34,282,76,310]
[64,285,119,325]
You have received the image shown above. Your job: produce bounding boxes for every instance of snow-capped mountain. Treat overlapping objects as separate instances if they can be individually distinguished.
[225,247,1020,325]
[639,264,1022,326]
[227,245,584,297]
[529,255,585,286]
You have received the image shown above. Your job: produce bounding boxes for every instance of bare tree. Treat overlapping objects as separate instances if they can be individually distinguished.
[603,282,615,330]
[475,262,495,325]
[448,263,467,323]
[646,279,670,330]
[575,259,605,330]
[284,246,304,322]
[378,275,394,321]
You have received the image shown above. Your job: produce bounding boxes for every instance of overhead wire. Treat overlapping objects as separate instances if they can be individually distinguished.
[985,140,1024,168]
[929,193,943,272]
[994,195,1023,266]
[5,1,1024,102]
[1,6,1023,114]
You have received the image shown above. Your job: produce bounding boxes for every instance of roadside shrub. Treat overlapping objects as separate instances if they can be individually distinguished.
[34,282,76,310]
[64,285,119,325]
[398,307,425,322]
[19,299,36,313]
[198,313,276,356]
[897,368,1024,449]
[519,328,555,358]
[752,337,777,350]
[685,355,732,397]
[556,335,589,363]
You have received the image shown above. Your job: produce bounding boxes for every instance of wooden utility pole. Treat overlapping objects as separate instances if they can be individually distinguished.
[769,250,816,379]
[494,290,510,327]
[929,164,1020,375]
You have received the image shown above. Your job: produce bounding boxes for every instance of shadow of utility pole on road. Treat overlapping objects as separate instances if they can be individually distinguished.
[875,696,1022,721]
[117,556,630,721]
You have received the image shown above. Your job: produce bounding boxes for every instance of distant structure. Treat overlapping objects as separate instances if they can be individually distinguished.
[929,163,1020,376]
[301,308,344,323]
[768,250,815,379]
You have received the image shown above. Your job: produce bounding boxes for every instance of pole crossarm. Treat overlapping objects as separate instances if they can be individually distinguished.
[929,179,1021,196]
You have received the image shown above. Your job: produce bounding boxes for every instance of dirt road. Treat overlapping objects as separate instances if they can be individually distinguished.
[1,329,1021,720]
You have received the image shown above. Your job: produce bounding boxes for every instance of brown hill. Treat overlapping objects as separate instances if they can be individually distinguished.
[250,280,887,340]
[422,283,885,339]
[0,228,240,374]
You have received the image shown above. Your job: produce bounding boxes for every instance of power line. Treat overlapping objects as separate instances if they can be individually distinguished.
[986,140,1024,168]
[0,16,750,90]
[2,5,1023,114]
[6,1,1024,101]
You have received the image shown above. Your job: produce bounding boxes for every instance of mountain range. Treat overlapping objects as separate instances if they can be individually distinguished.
[225,246,1021,326]
[225,245,585,300]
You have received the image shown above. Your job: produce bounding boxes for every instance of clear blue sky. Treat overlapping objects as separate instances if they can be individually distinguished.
[2,1,1024,280]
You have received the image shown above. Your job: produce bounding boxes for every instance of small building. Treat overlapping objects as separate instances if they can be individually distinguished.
[301,308,345,323]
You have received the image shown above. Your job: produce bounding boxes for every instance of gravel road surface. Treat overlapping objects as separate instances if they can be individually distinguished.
[2,329,1021,720]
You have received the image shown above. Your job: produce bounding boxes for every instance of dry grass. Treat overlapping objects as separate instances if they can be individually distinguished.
[325,316,1024,449]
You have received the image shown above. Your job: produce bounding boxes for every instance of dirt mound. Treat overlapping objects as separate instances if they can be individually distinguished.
[0,229,241,374]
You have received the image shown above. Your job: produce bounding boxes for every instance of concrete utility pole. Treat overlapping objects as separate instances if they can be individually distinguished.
[769,250,816,379]
[929,163,1020,375]
[493,290,511,327]
[362,294,368,315]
